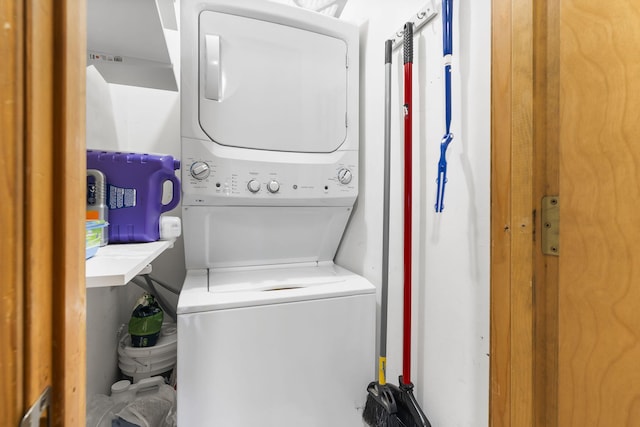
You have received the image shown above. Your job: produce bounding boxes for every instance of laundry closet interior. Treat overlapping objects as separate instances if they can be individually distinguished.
[83,0,490,425]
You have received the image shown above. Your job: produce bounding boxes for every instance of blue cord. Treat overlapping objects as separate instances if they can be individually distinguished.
[435,0,453,213]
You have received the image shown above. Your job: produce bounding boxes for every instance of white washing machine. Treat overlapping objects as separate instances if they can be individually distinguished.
[178,1,375,425]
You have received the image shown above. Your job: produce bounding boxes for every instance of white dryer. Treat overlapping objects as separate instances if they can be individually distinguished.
[178,1,375,426]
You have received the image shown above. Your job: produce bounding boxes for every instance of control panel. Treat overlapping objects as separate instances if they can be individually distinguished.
[182,139,358,206]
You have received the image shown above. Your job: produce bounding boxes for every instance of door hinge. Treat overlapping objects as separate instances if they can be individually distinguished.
[20,387,51,427]
[541,196,559,256]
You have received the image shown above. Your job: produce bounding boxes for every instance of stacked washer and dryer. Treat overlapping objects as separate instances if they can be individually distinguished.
[177,1,376,425]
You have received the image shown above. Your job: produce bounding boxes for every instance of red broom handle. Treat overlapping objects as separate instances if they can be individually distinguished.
[402,29,413,386]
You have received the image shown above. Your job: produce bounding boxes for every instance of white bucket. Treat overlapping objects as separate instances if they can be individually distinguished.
[118,323,177,383]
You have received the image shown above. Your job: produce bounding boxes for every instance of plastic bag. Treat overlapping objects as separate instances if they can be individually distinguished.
[112,383,177,427]
[86,394,126,427]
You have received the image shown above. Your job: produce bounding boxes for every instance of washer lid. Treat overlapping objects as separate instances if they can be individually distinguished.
[177,263,375,313]
[198,10,348,153]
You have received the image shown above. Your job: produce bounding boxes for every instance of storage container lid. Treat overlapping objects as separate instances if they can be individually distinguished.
[118,323,177,359]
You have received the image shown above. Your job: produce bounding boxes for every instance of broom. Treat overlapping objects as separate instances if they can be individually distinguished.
[390,22,432,427]
[362,39,401,427]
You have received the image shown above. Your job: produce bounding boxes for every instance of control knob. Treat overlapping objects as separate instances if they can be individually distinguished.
[190,161,210,180]
[337,168,353,185]
[247,179,261,193]
[267,180,280,193]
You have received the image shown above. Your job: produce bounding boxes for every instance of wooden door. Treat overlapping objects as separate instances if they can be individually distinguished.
[558,1,640,425]
[1,1,86,426]
[491,0,640,426]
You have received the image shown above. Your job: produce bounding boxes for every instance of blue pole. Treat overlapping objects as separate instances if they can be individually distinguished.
[435,0,453,213]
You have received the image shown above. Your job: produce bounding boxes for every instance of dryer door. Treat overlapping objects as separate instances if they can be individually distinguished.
[199,11,348,153]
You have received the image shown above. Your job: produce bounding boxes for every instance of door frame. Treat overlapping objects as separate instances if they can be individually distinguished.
[51,1,87,425]
[0,1,86,425]
[490,2,535,425]
[490,1,558,426]
[1,1,26,423]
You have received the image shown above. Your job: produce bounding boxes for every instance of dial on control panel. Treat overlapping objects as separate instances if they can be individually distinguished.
[247,179,261,193]
[337,168,353,185]
[267,180,280,193]
[190,161,211,180]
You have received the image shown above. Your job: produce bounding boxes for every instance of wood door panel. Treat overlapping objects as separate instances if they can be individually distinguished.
[559,1,640,425]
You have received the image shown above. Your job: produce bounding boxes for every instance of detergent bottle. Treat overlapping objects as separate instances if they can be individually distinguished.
[86,150,181,243]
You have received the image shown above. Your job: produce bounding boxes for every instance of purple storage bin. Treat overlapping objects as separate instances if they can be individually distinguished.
[87,150,181,243]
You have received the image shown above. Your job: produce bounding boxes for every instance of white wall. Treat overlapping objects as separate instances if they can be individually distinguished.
[85,26,184,399]
[337,1,491,425]
[86,1,490,424]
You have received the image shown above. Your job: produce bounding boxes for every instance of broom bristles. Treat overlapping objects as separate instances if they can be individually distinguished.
[363,395,401,426]
[363,382,402,427]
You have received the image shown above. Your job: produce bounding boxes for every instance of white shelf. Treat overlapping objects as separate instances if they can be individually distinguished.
[86,240,175,288]
[87,0,178,91]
